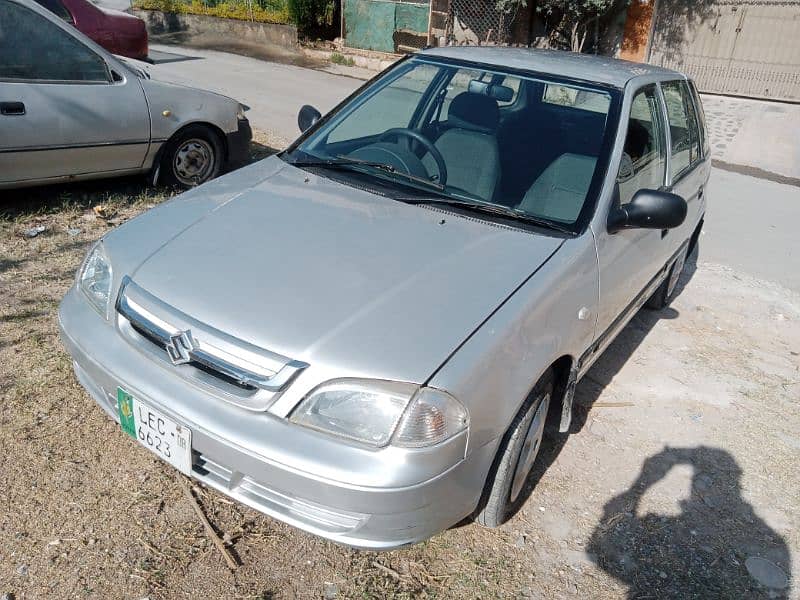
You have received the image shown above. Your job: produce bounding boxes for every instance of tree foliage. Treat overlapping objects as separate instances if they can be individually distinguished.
[537,0,627,52]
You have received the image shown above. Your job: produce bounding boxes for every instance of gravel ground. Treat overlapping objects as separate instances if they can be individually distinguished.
[1,131,798,599]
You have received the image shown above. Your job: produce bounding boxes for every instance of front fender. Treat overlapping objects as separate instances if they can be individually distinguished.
[428,233,599,453]
[141,79,240,142]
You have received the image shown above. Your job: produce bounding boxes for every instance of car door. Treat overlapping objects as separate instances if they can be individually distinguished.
[659,79,708,253]
[0,0,150,186]
[591,83,672,348]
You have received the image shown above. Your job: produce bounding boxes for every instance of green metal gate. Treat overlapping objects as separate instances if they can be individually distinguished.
[648,0,800,102]
[344,0,430,53]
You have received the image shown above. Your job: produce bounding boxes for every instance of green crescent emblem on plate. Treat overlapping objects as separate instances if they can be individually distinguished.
[117,387,137,439]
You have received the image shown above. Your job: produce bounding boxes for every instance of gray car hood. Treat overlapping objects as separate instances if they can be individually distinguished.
[129,159,563,384]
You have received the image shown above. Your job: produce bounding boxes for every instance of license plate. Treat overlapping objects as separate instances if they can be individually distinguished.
[117,387,192,474]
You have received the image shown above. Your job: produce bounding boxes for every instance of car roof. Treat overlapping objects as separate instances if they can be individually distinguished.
[419,46,685,89]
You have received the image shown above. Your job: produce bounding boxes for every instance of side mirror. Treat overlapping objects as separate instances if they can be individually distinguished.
[298,104,321,132]
[608,189,687,233]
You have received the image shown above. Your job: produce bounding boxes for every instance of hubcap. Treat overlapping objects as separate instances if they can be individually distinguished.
[510,392,550,503]
[667,246,689,297]
[173,138,214,186]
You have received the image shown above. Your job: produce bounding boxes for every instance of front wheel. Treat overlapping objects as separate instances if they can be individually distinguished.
[160,125,224,188]
[476,371,553,528]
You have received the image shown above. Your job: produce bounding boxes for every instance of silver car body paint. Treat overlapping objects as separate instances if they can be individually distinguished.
[0,0,243,189]
[59,49,708,549]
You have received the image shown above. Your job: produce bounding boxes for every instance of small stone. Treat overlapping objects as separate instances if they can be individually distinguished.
[515,535,526,548]
[22,225,46,238]
[659,571,668,579]
[745,557,789,590]
[67,228,82,237]
[2,593,16,600]
[15,565,28,577]
[322,582,338,599]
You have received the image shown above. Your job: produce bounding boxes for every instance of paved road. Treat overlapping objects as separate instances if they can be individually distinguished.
[702,168,799,291]
[91,0,131,12]
[148,45,361,142]
[144,44,799,291]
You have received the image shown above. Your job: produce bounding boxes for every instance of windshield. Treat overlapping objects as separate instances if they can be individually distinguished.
[287,56,618,231]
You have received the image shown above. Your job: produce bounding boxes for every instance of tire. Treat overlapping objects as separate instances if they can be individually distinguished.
[646,241,689,310]
[475,370,554,528]
[160,125,224,188]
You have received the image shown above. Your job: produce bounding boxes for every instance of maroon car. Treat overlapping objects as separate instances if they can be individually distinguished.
[34,0,148,60]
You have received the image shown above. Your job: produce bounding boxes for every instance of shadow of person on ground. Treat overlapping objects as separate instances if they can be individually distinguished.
[587,446,791,598]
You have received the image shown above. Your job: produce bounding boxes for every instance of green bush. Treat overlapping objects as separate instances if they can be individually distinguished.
[286,0,328,32]
[133,0,290,24]
[329,52,354,66]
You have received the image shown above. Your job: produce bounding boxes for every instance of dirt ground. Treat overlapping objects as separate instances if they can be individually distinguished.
[1,132,798,599]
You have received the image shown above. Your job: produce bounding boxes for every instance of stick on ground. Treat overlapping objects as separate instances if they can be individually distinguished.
[178,475,238,570]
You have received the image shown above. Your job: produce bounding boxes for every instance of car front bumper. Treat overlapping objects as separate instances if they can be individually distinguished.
[58,286,497,550]
[226,117,252,167]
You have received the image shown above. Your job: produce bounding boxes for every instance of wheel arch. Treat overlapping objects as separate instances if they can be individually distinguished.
[473,354,575,522]
[149,121,228,185]
[687,213,704,256]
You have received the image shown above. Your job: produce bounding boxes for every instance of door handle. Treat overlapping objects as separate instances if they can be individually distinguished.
[697,187,704,200]
[0,102,25,116]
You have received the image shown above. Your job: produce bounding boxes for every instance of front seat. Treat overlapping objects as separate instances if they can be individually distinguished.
[423,92,501,202]
[517,153,597,223]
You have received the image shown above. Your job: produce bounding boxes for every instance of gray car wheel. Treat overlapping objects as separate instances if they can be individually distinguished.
[646,241,689,310]
[161,125,223,188]
[476,370,553,528]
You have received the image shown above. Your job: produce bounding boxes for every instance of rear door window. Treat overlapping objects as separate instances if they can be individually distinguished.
[618,85,666,205]
[661,80,702,180]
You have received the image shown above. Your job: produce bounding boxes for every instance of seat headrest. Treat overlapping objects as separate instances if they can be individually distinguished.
[448,92,499,133]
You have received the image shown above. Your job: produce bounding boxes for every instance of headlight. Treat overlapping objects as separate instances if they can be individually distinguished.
[290,379,468,448]
[236,103,249,120]
[78,242,113,318]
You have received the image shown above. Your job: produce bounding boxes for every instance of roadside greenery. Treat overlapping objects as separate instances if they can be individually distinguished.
[133,0,290,25]
[329,52,354,66]
[537,0,630,52]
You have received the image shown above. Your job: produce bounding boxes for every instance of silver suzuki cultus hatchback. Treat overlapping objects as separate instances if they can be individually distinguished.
[60,47,709,549]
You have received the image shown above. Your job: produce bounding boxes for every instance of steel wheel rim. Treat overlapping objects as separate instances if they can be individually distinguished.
[510,392,550,503]
[667,246,688,297]
[173,138,214,186]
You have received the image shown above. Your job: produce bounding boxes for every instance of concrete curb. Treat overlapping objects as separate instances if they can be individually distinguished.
[300,46,400,76]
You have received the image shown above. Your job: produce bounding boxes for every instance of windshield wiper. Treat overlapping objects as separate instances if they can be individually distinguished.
[400,197,575,235]
[290,156,444,191]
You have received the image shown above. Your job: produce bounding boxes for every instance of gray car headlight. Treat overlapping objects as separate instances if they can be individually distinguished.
[290,379,468,448]
[78,242,113,318]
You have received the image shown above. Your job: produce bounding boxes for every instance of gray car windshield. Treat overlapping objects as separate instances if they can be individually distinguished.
[291,57,614,227]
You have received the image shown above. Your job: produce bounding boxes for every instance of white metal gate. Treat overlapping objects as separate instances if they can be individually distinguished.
[648,0,800,102]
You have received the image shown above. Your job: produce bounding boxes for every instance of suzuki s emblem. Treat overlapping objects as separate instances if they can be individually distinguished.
[165,330,193,365]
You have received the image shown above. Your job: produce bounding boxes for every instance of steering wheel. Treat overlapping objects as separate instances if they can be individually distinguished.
[378,128,448,186]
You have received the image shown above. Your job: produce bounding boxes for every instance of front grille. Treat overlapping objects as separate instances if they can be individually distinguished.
[115,276,308,410]
[127,320,256,391]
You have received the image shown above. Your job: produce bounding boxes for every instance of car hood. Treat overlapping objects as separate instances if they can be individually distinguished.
[127,158,564,384]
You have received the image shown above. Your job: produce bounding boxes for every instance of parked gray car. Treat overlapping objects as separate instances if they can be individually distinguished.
[0,0,251,189]
[59,47,709,549]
